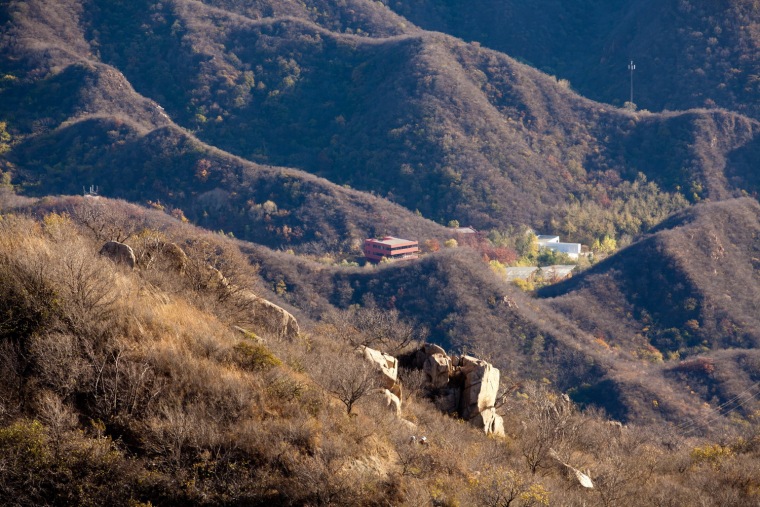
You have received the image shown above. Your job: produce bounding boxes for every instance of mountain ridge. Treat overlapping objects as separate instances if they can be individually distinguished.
[4,0,760,249]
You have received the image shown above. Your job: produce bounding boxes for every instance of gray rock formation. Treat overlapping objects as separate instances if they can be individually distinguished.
[416,343,452,388]
[241,292,300,341]
[363,346,402,400]
[459,356,503,433]
[416,345,505,436]
[424,353,451,388]
[99,241,135,268]
[208,266,300,341]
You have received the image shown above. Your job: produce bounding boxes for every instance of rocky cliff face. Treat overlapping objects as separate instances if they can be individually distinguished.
[363,346,403,400]
[416,345,505,436]
[458,355,505,436]
[359,343,504,435]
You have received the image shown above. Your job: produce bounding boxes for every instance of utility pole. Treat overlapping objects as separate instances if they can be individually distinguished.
[628,60,635,109]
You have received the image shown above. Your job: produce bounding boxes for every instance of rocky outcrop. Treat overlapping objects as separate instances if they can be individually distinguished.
[207,266,300,341]
[155,241,189,275]
[416,345,505,436]
[359,344,504,434]
[459,355,502,434]
[419,344,451,388]
[134,240,185,271]
[240,291,300,341]
[363,346,402,400]
[376,388,401,415]
[99,241,135,268]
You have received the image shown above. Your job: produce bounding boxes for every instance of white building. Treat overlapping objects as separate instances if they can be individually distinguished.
[536,235,582,259]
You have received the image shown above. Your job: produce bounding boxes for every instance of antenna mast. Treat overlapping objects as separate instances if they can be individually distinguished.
[628,60,635,109]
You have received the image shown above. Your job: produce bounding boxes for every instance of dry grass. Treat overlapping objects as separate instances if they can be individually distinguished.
[1,209,760,505]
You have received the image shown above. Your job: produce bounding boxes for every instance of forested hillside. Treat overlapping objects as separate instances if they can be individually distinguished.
[3,0,760,251]
[3,0,760,503]
[383,0,760,119]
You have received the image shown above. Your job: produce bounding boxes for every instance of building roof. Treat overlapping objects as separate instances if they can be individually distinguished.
[505,267,539,281]
[367,236,417,247]
[542,265,576,278]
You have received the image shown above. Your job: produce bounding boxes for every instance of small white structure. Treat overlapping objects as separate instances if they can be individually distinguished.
[453,226,478,234]
[536,235,581,259]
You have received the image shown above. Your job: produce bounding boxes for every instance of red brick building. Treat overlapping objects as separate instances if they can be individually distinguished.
[363,236,420,263]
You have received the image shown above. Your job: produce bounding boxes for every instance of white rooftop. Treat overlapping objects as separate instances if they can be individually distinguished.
[371,236,416,246]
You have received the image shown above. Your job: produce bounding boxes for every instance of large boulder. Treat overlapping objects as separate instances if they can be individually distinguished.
[459,355,500,420]
[459,355,504,436]
[415,343,447,366]
[414,345,506,435]
[205,264,300,341]
[416,343,451,388]
[363,346,402,399]
[155,241,189,273]
[424,353,451,388]
[474,407,505,437]
[99,241,135,268]
[242,292,300,341]
[137,240,189,273]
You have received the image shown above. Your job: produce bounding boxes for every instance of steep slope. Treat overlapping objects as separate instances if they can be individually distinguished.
[0,201,520,506]
[382,0,760,119]
[538,198,760,430]
[0,1,448,251]
[3,0,760,247]
[5,197,712,424]
[12,115,449,251]
[238,221,719,427]
[5,199,760,507]
[540,198,760,356]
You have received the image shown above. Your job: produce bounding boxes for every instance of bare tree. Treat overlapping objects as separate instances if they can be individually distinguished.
[475,467,548,507]
[317,358,378,415]
[327,306,426,355]
[592,429,659,507]
[69,200,146,243]
[510,383,581,474]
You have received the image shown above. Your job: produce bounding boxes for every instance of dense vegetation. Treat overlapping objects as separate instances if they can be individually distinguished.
[382,0,760,119]
[3,0,760,252]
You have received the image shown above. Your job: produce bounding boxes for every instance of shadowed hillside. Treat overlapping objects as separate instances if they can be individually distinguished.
[11,115,449,251]
[3,0,760,249]
[382,0,760,120]
[2,0,760,431]
[233,197,760,430]
[4,1,760,503]
[538,198,760,432]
